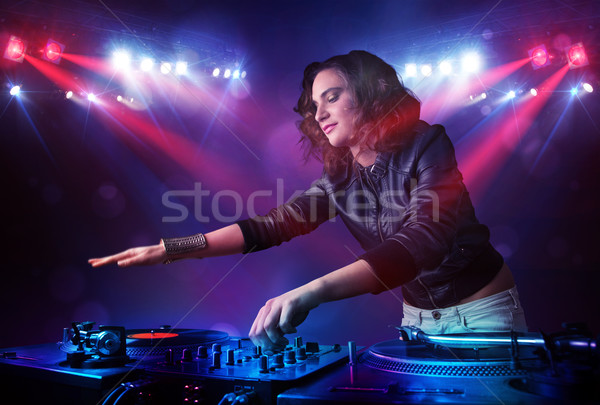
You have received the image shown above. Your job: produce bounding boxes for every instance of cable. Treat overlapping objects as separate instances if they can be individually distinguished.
[113,386,134,405]
[101,385,126,405]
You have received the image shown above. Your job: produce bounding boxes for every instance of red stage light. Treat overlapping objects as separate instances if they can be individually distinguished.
[528,44,550,70]
[42,39,65,64]
[3,35,26,63]
[567,43,588,69]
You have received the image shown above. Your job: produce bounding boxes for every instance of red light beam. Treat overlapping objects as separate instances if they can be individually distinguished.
[423,58,530,121]
[458,64,570,202]
[24,54,84,93]
[94,102,262,196]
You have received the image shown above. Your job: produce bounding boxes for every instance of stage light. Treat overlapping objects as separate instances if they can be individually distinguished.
[233,69,240,79]
[140,57,154,72]
[439,60,452,75]
[160,62,172,75]
[42,39,64,64]
[112,50,131,70]
[117,95,123,102]
[530,88,538,96]
[87,93,96,102]
[570,88,578,96]
[582,83,593,93]
[10,85,20,96]
[461,52,481,74]
[212,67,220,77]
[3,35,26,63]
[528,44,550,70]
[481,92,487,100]
[175,61,187,75]
[405,63,417,78]
[567,43,588,69]
[507,90,516,99]
[65,90,73,99]
[223,68,231,79]
[240,70,247,79]
[420,64,432,77]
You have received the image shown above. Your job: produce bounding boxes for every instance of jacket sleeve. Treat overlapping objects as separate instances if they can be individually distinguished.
[361,125,468,292]
[236,177,336,253]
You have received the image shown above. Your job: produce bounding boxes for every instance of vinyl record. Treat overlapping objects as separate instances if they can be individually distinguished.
[362,339,540,377]
[125,328,229,357]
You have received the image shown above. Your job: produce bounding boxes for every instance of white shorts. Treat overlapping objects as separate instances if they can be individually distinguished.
[401,286,528,335]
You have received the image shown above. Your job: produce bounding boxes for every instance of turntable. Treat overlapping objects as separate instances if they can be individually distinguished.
[279,324,600,404]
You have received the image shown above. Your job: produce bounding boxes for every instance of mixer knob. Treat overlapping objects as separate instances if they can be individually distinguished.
[197,346,208,359]
[226,349,235,366]
[294,336,303,348]
[212,351,221,369]
[212,343,222,354]
[165,348,174,365]
[273,353,284,368]
[284,350,296,364]
[259,355,269,373]
[253,345,262,358]
[181,348,193,362]
[296,347,307,361]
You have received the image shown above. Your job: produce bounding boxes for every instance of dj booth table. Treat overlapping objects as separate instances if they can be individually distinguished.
[0,322,598,404]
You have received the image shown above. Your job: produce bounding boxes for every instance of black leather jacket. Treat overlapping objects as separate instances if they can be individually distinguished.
[237,121,503,309]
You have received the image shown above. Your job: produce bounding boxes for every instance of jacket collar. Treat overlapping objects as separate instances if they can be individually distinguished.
[353,152,391,182]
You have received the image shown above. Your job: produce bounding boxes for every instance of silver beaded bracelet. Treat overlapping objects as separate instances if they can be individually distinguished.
[161,233,207,264]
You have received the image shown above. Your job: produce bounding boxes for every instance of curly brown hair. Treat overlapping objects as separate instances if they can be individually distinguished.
[294,50,421,176]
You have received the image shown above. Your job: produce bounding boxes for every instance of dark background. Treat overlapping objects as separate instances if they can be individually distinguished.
[1,0,599,349]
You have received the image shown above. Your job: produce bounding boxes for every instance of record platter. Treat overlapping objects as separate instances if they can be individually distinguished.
[0,322,598,404]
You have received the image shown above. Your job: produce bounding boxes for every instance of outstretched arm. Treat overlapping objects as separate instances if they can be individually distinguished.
[88,224,246,267]
[249,258,383,350]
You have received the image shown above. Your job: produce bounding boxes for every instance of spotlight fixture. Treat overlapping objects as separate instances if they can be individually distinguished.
[87,93,96,102]
[223,68,231,79]
[140,57,154,72]
[528,44,550,70]
[507,90,516,99]
[65,90,73,99]
[175,61,187,75]
[240,70,247,79]
[42,39,65,64]
[439,60,452,75]
[212,67,220,77]
[3,35,26,63]
[567,43,588,69]
[420,64,432,77]
[10,85,21,96]
[112,50,131,70]
[405,63,417,78]
[461,52,481,74]
[160,62,172,75]
[530,88,538,96]
[232,69,240,79]
[582,83,593,93]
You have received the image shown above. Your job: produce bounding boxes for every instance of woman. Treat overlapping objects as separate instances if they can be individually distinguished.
[90,50,527,350]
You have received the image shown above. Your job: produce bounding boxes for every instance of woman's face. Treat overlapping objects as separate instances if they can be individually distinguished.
[312,68,356,150]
